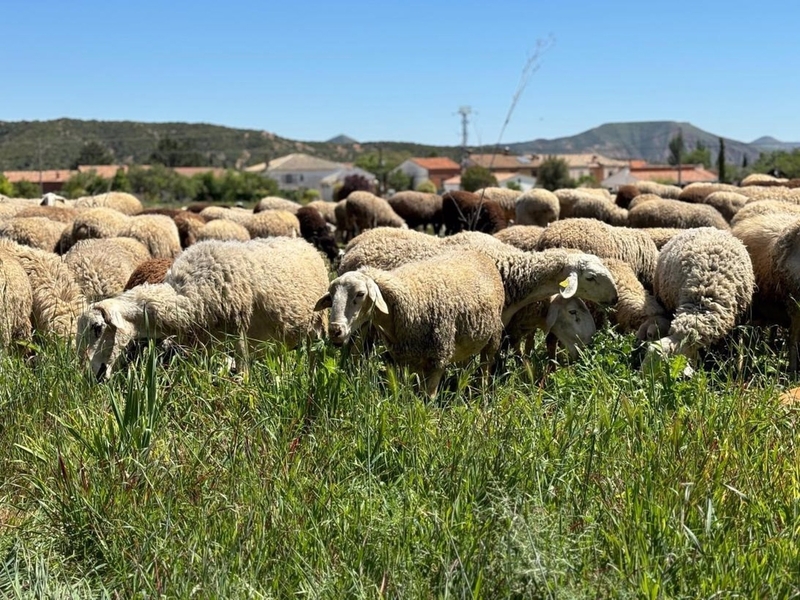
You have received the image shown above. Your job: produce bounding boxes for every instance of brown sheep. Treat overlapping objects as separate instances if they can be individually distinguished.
[297,206,339,262]
[441,191,507,235]
[124,258,175,290]
[387,191,443,234]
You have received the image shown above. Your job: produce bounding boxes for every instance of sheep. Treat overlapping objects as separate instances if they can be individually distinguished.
[441,191,507,235]
[64,238,150,303]
[702,191,748,222]
[77,237,329,381]
[0,240,85,338]
[474,187,521,222]
[120,214,182,259]
[338,228,441,274]
[627,193,662,211]
[514,189,559,226]
[172,211,207,248]
[0,217,69,253]
[0,254,33,345]
[74,191,142,215]
[199,205,252,225]
[296,206,340,262]
[536,218,659,289]
[770,219,800,372]
[70,207,130,244]
[16,205,79,223]
[244,210,300,239]
[738,186,800,204]
[741,173,787,186]
[345,191,407,235]
[677,182,740,204]
[302,200,336,226]
[730,200,800,227]
[315,250,505,397]
[601,258,670,340]
[615,185,641,209]
[40,192,68,206]
[196,219,251,242]
[628,199,729,230]
[633,181,682,199]
[124,258,174,290]
[504,295,596,359]
[253,196,300,214]
[646,228,755,371]
[553,189,628,225]
[334,199,353,242]
[640,228,685,250]
[494,225,545,252]
[386,191,444,234]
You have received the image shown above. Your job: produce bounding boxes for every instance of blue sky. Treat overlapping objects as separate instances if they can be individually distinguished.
[4,0,800,146]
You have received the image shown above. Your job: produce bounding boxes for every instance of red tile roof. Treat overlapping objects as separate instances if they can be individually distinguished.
[411,157,461,171]
[77,165,128,178]
[630,164,718,184]
[3,169,75,183]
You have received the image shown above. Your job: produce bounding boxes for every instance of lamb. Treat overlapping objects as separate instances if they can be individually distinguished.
[0,254,33,345]
[441,191,507,235]
[474,187,521,222]
[536,218,659,289]
[306,200,338,227]
[77,238,329,381]
[633,181,682,199]
[244,210,300,239]
[730,200,800,227]
[386,191,444,234]
[120,214,182,259]
[196,219,251,242]
[124,258,174,290]
[74,191,142,215]
[345,191,407,235]
[0,217,69,253]
[554,189,628,225]
[296,206,340,262]
[64,238,151,303]
[253,196,300,214]
[494,225,545,252]
[504,295,596,359]
[645,228,755,371]
[0,240,85,338]
[315,250,505,397]
[514,189,559,226]
[628,199,729,230]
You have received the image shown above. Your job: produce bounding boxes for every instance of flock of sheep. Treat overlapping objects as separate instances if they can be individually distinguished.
[1,172,800,395]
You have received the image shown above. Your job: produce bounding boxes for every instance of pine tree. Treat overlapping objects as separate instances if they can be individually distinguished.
[718,138,726,183]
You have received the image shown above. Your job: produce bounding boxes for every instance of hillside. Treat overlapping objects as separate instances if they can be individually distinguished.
[750,136,800,152]
[0,119,462,171]
[506,121,763,166]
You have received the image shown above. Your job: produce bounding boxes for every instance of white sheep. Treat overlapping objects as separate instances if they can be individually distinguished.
[0,254,33,345]
[514,189,560,227]
[504,295,596,359]
[77,237,329,381]
[64,238,151,303]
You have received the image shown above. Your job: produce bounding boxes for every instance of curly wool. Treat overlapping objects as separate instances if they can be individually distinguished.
[64,238,151,303]
[677,183,740,204]
[536,218,658,288]
[654,228,754,355]
[702,191,747,222]
[494,225,545,251]
[245,210,300,239]
[738,186,800,204]
[297,206,339,261]
[199,206,253,225]
[15,205,79,223]
[120,214,181,259]
[633,181,682,199]
[74,192,142,215]
[196,219,251,242]
[0,217,68,253]
[628,199,729,230]
[70,207,130,244]
[640,228,685,250]
[730,200,800,227]
[514,189,559,226]
[172,211,207,248]
[387,191,443,233]
[253,196,301,214]
[346,191,406,233]
[602,258,669,338]
[0,254,33,345]
[124,258,174,290]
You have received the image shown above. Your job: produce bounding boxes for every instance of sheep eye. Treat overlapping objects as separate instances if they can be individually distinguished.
[569,309,577,316]
[585,274,596,282]
[92,322,103,337]
[355,291,366,299]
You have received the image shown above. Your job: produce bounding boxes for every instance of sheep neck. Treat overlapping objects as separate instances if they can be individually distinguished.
[502,251,570,324]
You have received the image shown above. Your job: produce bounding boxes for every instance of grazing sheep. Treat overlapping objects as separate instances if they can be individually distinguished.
[124,258,174,290]
[0,254,33,345]
[345,191,407,235]
[172,211,207,248]
[554,189,628,225]
[77,238,329,381]
[199,205,252,225]
[677,183,739,204]
[196,219,251,242]
[74,192,142,215]
[296,206,339,262]
[633,181,682,199]
[494,225,545,252]
[253,196,300,214]
[64,238,151,303]
[615,185,641,209]
[441,191,507,235]
[646,228,755,370]
[315,250,505,397]
[40,192,68,206]
[627,193,662,211]
[641,228,685,250]
[338,228,441,274]
[738,186,800,204]
[120,214,182,259]
[0,217,68,253]
[0,240,85,338]
[334,199,353,242]
[306,200,338,226]
[474,187,521,222]
[71,207,130,243]
[741,173,787,186]
[602,258,669,340]
[536,218,659,288]
[730,200,800,227]
[702,191,747,222]
[628,199,729,230]
[504,295,596,359]
[387,191,444,233]
[16,205,78,223]
[514,189,559,226]
[244,210,300,239]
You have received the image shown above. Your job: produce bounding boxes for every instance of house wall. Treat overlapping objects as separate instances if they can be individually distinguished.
[265,169,339,193]
[397,161,429,188]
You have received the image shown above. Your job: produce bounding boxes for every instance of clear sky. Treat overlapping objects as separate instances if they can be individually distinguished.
[4,0,800,146]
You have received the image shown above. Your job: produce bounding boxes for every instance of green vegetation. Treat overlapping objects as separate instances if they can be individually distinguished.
[415,179,437,193]
[537,156,573,191]
[461,166,497,192]
[751,149,800,179]
[1,328,798,597]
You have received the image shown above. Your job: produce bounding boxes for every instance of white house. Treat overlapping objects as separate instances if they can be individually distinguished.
[254,153,376,201]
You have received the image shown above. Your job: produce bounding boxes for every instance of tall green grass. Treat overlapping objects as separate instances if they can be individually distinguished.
[0,329,798,598]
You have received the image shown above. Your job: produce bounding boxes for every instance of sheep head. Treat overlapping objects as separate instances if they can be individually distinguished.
[560,254,618,305]
[76,299,140,382]
[544,295,596,361]
[314,271,388,345]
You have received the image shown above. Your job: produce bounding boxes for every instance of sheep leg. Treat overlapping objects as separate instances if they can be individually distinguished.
[233,333,250,381]
[422,368,445,398]
[789,305,800,375]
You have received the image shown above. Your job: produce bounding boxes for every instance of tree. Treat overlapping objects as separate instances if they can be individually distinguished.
[668,131,685,166]
[461,165,497,192]
[742,155,749,169]
[71,141,113,168]
[0,175,13,197]
[415,179,437,193]
[684,141,711,168]
[386,168,411,192]
[62,171,110,198]
[718,138,727,183]
[750,149,800,179]
[149,137,205,167]
[505,180,522,191]
[111,168,132,192]
[536,156,572,191]
[12,181,41,198]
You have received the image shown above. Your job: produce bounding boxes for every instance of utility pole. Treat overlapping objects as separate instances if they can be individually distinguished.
[677,126,683,187]
[457,106,472,169]
[37,139,43,195]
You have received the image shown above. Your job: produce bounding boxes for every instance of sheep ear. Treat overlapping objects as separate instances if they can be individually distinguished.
[367,279,389,315]
[96,304,123,330]
[314,292,332,311]
[559,271,578,299]
[544,303,560,334]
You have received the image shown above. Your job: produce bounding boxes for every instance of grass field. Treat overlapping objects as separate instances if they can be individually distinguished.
[1,328,799,598]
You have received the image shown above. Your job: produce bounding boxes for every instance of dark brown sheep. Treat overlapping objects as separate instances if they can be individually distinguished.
[123,258,174,290]
[387,191,444,234]
[297,206,340,262]
[441,191,507,235]
[172,211,208,248]
[614,185,640,209]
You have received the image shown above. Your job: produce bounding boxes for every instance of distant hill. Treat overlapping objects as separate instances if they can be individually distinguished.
[505,121,762,166]
[750,136,800,152]
[0,119,461,171]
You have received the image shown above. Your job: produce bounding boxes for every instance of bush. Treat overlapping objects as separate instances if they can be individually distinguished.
[62,171,110,199]
[505,180,522,191]
[415,179,437,193]
[11,181,41,198]
[537,156,573,191]
[461,166,497,192]
[0,175,13,196]
[387,169,412,193]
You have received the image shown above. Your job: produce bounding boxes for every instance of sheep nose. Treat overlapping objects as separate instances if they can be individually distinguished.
[329,323,344,338]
